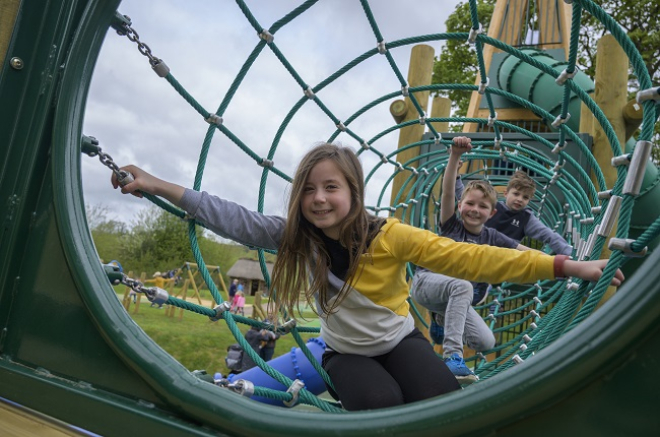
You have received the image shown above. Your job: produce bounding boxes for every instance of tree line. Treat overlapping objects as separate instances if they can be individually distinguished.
[87,204,275,284]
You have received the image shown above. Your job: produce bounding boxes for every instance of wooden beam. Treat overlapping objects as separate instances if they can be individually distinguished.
[389,44,435,219]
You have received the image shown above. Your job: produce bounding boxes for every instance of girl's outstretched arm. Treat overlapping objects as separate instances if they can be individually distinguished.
[110,165,185,207]
[563,259,625,286]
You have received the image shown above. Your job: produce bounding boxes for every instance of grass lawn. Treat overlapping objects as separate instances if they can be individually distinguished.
[113,286,320,376]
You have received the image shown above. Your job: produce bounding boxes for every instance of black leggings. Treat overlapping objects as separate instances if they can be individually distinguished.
[322,329,460,411]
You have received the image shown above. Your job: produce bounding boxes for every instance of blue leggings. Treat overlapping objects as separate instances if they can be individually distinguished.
[322,329,460,411]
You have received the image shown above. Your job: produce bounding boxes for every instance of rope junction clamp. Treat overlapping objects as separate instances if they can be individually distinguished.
[336,122,347,131]
[467,23,483,45]
[259,29,274,44]
[623,141,653,195]
[579,232,597,261]
[478,77,489,94]
[209,302,232,322]
[215,378,255,397]
[611,154,631,167]
[377,40,387,54]
[597,190,613,200]
[205,114,223,126]
[151,61,170,78]
[512,354,524,365]
[608,238,648,258]
[551,113,571,128]
[551,141,567,154]
[279,319,297,334]
[146,287,169,306]
[555,68,577,86]
[552,160,565,172]
[487,112,497,127]
[566,281,580,291]
[636,86,659,103]
[597,195,622,237]
[259,158,274,168]
[304,87,315,99]
[401,85,409,97]
[381,155,389,164]
[283,379,305,407]
[493,135,503,150]
[591,206,602,215]
[361,141,370,150]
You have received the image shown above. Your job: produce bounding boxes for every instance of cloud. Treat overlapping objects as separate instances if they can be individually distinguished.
[83,0,461,225]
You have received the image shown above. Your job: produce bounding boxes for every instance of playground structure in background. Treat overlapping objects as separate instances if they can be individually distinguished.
[1,0,659,436]
[118,262,230,319]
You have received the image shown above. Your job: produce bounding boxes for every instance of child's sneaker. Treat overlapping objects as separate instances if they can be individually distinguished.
[443,353,478,384]
[472,285,491,306]
[429,313,445,345]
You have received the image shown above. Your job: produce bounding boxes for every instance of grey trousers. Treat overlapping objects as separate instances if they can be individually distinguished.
[411,269,495,358]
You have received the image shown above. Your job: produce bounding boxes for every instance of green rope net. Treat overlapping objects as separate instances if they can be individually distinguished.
[95,0,659,411]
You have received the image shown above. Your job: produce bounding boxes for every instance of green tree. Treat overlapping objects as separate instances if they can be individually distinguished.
[433,0,659,157]
[432,0,495,127]
[86,204,129,264]
[121,206,200,274]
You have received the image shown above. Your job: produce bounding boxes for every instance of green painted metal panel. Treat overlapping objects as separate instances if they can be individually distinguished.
[1,0,659,435]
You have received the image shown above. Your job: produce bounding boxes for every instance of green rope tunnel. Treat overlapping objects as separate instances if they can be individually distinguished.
[3,0,659,435]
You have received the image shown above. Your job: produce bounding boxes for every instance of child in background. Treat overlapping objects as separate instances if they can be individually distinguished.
[112,142,623,411]
[457,170,573,256]
[231,290,246,315]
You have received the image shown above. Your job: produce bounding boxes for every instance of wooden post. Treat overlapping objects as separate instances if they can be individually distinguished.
[591,34,628,307]
[463,0,572,131]
[389,44,435,220]
[622,99,644,140]
[592,34,628,189]
[0,0,20,69]
[427,96,452,230]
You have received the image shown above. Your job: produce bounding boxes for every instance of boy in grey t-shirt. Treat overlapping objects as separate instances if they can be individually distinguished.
[411,136,533,383]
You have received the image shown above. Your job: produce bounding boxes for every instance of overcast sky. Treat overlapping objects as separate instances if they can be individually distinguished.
[82,0,463,226]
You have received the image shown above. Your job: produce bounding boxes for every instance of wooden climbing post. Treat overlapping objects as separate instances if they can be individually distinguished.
[389,44,435,220]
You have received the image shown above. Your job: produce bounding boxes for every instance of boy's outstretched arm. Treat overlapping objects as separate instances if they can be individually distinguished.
[440,137,471,226]
[111,165,186,207]
[525,215,573,256]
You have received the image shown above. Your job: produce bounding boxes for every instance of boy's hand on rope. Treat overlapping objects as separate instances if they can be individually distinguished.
[564,259,625,286]
[450,136,472,157]
[111,165,185,205]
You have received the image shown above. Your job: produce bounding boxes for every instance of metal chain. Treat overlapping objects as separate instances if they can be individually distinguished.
[120,273,162,302]
[97,149,123,178]
[121,273,145,293]
[115,15,162,68]
[81,136,134,185]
